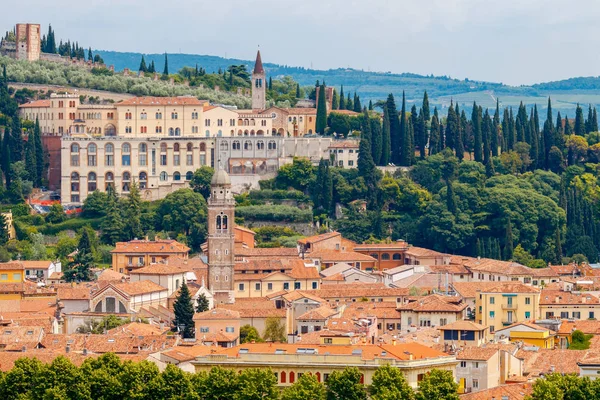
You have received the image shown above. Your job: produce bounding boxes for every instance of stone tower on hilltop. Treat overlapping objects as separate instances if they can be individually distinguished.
[252,50,266,110]
[207,167,235,304]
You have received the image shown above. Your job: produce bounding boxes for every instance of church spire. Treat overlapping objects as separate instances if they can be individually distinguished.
[253,50,264,74]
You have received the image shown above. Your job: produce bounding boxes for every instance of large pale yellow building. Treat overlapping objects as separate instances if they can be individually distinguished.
[475,282,540,336]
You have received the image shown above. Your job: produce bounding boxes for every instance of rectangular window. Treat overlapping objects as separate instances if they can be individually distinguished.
[173,155,180,166]
[160,155,167,166]
[525,311,531,319]
[225,327,234,333]
[12,273,21,281]
[460,361,466,368]
[139,154,147,166]
[472,379,479,389]
[255,283,261,291]
[187,155,193,166]
[238,283,244,291]
[122,155,131,166]
[573,312,581,319]
[105,155,114,166]
[561,311,569,318]
[525,297,531,305]
[312,282,318,289]
[294,282,301,290]
[218,119,223,126]
[591,312,595,319]
[200,327,209,333]
[490,297,495,304]
[87,155,96,166]
[0,274,7,281]
[283,283,289,290]
[267,283,273,291]
[70,155,79,166]
[489,311,495,319]
[490,325,495,333]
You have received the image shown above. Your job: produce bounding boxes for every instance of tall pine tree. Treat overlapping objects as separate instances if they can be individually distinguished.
[315,85,327,134]
[173,282,195,338]
[162,53,169,77]
[381,105,391,166]
[398,92,411,166]
[387,94,401,164]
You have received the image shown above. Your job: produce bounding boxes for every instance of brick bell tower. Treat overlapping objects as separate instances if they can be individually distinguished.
[252,50,266,110]
[207,167,235,304]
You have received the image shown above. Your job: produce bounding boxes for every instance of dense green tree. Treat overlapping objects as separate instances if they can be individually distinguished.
[240,325,262,343]
[1,130,11,188]
[190,166,214,199]
[313,159,333,215]
[101,186,125,244]
[173,281,195,338]
[415,369,459,400]
[358,138,380,207]
[575,104,586,136]
[139,55,147,72]
[371,116,383,165]
[275,157,315,192]
[361,108,372,144]
[429,110,441,156]
[195,294,209,313]
[326,367,367,400]
[0,214,8,246]
[156,189,208,249]
[353,92,361,112]
[346,93,353,111]
[399,92,412,166]
[33,118,45,187]
[123,181,142,240]
[45,203,66,224]
[504,218,514,260]
[387,94,401,164]
[331,88,339,110]
[282,372,326,400]
[368,100,373,111]
[236,368,279,400]
[162,53,169,77]
[338,86,345,110]
[472,102,483,162]
[316,85,327,134]
[64,245,94,282]
[369,364,414,400]
[263,316,286,342]
[422,91,430,123]
[381,105,391,165]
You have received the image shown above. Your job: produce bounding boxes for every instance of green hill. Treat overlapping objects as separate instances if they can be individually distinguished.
[91,50,600,116]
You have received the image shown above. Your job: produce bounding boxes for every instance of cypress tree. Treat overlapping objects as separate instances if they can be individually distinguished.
[529,110,539,170]
[315,85,327,134]
[482,109,491,166]
[593,108,599,132]
[407,110,415,165]
[371,117,383,165]
[353,93,361,112]
[295,83,300,98]
[508,107,516,150]
[346,93,353,111]
[267,77,272,90]
[387,94,401,164]
[422,91,430,123]
[33,118,44,187]
[148,60,155,74]
[575,104,586,135]
[1,130,11,188]
[399,92,411,166]
[416,108,426,159]
[564,115,572,135]
[88,47,93,62]
[587,104,594,133]
[381,105,391,165]
[331,89,338,110]
[446,180,458,215]
[338,86,345,110]
[368,100,373,111]
[555,228,563,264]
[361,108,372,144]
[491,106,499,157]
[429,110,441,155]
[162,53,169,76]
[173,282,195,338]
[504,219,514,260]
[445,101,457,151]
[455,111,465,161]
[543,98,554,168]
[357,138,379,207]
[24,130,37,184]
[139,55,147,72]
[472,102,483,162]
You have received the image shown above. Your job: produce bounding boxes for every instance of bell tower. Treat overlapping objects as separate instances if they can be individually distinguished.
[252,50,266,110]
[207,167,235,304]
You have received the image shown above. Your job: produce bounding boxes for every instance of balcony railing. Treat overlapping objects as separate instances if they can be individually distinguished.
[501,304,518,310]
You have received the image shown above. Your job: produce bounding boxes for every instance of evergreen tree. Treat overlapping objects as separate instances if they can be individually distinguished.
[429,110,441,155]
[101,187,125,245]
[491,104,499,157]
[587,104,595,133]
[338,86,345,110]
[593,108,599,132]
[295,83,300,98]
[387,94,401,164]
[482,109,492,167]
[24,130,37,184]
[445,101,457,151]
[368,100,373,111]
[381,105,391,165]
[416,108,426,159]
[0,214,8,246]
[124,181,142,240]
[353,93,361,113]
[555,228,563,264]
[139,55,147,72]
[370,117,382,165]
[313,159,333,215]
[575,104,586,135]
[315,85,327,134]
[361,108,372,144]
[148,60,155,74]
[331,89,338,110]
[472,102,483,162]
[87,47,93,62]
[162,53,169,77]
[195,294,210,313]
[504,219,514,260]
[1,130,11,188]
[399,92,411,166]
[422,91,430,123]
[446,180,458,215]
[345,93,353,111]
[543,97,555,168]
[173,282,195,338]
[357,138,379,207]
[33,118,44,187]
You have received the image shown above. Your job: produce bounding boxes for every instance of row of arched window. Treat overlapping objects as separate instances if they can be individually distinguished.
[277,371,364,384]
[70,170,192,193]
[219,140,276,151]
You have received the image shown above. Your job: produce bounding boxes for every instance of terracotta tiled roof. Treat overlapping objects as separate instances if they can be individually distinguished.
[529,267,559,277]
[303,283,409,300]
[0,326,44,350]
[282,291,327,304]
[557,319,600,335]
[193,308,240,320]
[111,281,168,296]
[111,239,190,254]
[325,318,360,332]
[481,282,540,294]
[297,231,341,245]
[107,322,168,336]
[438,320,488,331]
[451,282,502,298]
[161,345,216,362]
[463,258,532,276]
[20,261,54,269]
[460,383,533,400]
[322,273,345,281]
[397,294,467,313]
[456,347,498,361]
[19,100,51,108]
[0,262,24,271]
[297,306,338,321]
[288,263,320,279]
[404,247,448,258]
[540,289,600,305]
[517,348,584,377]
[237,248,298,258]
[131,263,190,275]
[41,333,178,354]
[97,269,126,281]
[310,250,376,263]
[549,263,580,275]
[428,264,470,275]
[342,302,401,320]
[216,297,286,318]
[57,287,91,300]
[118,96,207,106]
[200,331,238,343]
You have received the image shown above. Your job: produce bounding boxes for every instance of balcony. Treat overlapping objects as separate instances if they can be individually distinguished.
[502,319,517,326]
[501,303,518,310]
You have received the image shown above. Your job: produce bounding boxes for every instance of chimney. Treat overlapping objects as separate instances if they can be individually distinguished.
[83,348,88,356]
[66,345,70,353]
[555,296,560,304]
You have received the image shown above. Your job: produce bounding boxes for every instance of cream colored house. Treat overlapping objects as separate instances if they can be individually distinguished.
[90,281,168,313]
[129,263,188,296]
[329,140,359,168]
[539,289,600,320]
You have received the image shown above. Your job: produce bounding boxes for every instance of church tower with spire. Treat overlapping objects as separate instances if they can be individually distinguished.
[206,167,235,304]
[252,50,266,110]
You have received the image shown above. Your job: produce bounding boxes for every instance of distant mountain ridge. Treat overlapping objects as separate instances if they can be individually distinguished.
[95,50,600,116]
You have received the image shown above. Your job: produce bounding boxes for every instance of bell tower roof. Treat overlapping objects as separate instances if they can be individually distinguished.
[253,50,264,75]
[211,168,231,186]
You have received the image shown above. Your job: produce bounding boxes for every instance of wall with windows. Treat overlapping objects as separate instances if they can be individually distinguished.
[61,137,215,204]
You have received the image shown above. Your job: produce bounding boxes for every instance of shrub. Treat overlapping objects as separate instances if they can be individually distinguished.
[235,205,312,222]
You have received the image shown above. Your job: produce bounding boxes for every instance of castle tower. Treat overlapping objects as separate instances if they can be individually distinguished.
[251,50,266,110]
[207,168,235,304]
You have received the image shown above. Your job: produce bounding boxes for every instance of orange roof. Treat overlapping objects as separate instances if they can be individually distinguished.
[107,322,168,336]
[109,281,167,296]
[298,231,341,245]
[303,283,409,300]
[216,297,286,318]
[117,96,208,106]
[342,302,401,320]
[517,348,584,377]
[161,345,216,362]
[20,261,55,269]
[0,262,25,271]
[557,319,600,335]
[438,320,488,331]
[57,287,91,300]
[456,347,498,361]
[540,289,600,305]
[111,239,190,254]
[460,383,532,400]
[451,282,502,298]
[193,308,240,320]
[19,100,51,108]
[131,263,190,275]
[97,269,126,281]
[397,294,467,313]
[404,246,448,258]
[297,306,338,321]
[463,258,532,276]
[481,282,540,294]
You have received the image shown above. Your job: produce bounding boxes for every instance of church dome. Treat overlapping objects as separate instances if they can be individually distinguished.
[211,168,231,186]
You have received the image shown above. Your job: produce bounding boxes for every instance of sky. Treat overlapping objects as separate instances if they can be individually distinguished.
[3,0,600,86]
